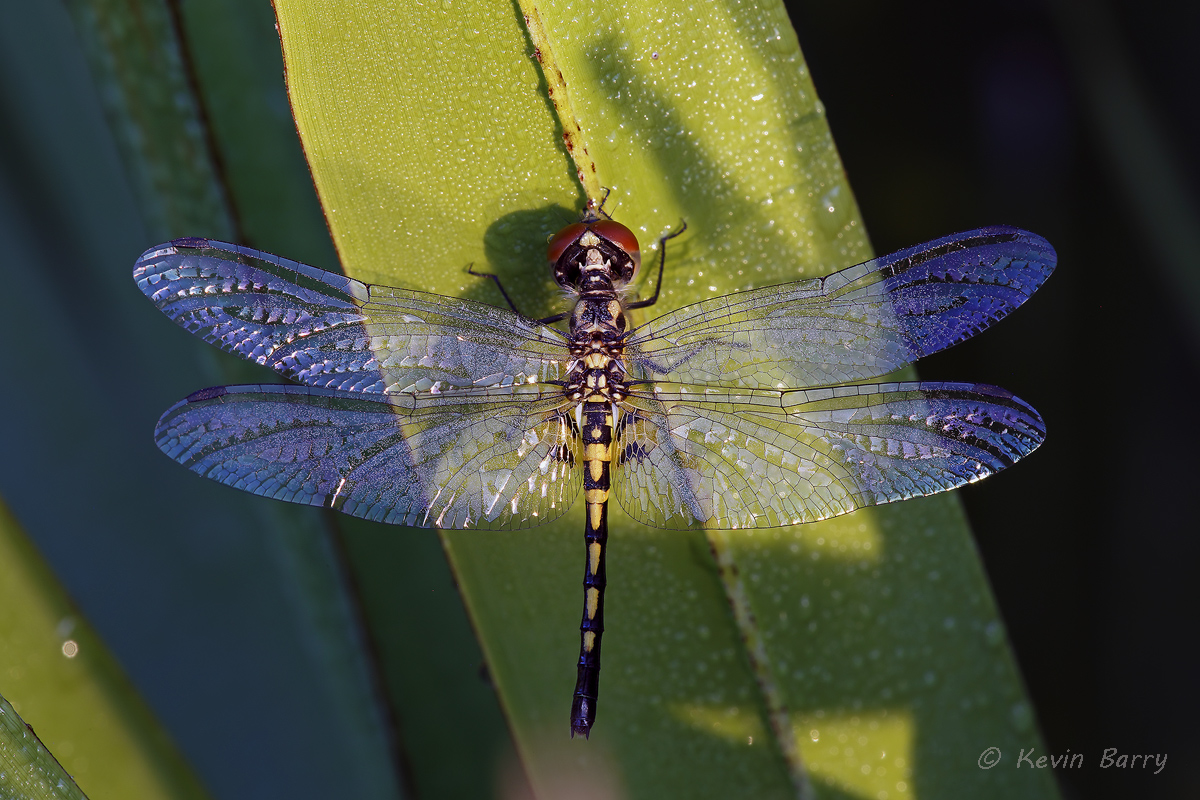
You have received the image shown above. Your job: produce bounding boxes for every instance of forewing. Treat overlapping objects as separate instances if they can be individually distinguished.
[155,383,581,529]
[134,239,568,394]
[625,227,1055,388]
[612,382,1044,529]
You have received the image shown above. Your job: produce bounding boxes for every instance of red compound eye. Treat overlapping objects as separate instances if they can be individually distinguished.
[547,222,588,264]
[591,220,640,259]
[547,218,643,283]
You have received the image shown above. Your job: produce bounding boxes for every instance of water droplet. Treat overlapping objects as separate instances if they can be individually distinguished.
[767,29,792,54]
[818,186,841,214]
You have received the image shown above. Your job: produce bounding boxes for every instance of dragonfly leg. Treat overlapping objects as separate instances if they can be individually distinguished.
[627,221,687,311]
[467,264,568,324]
[590,186,614,218]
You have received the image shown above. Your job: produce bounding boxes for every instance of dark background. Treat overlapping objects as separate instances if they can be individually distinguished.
[786,0,1199,797]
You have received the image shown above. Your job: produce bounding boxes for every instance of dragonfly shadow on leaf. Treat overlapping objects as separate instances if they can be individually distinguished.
[474,204,581,320]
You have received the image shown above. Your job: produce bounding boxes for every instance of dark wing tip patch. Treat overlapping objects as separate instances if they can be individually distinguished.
[186,386,228,403]
[170,236,212,249]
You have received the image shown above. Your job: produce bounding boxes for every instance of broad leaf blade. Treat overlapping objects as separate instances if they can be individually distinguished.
[273,1,1058,797]
[0,693,87,800]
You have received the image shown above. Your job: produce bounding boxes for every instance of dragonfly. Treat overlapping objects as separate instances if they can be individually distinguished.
[134,218,1055,738]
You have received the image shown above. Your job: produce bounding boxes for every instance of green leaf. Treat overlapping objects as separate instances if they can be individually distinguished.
[0,501,206,800]
[0,694,86,800]
[61,0,234,241]
[273,1,1059,798]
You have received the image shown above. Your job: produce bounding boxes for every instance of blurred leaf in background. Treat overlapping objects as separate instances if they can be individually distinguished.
[0,498,205,799]
[2,1,410,798]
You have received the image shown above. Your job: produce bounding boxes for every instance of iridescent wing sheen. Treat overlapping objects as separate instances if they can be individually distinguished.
[154,383,581,529]
[624,227,1055,389]
[611,382,1044,529]
[134,239,569,394]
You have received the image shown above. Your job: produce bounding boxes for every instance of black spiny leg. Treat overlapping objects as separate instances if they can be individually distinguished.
[591,186,613,218]
[627,221,687,311]
[467,264,568,324]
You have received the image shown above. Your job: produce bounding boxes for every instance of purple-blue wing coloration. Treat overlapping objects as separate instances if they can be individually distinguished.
[613,381,1044,529]
[154,383,580,529]
[624,227,1055,389]
[134,239,569,395]
[137,225,1053,743]
[138,227,1052,532]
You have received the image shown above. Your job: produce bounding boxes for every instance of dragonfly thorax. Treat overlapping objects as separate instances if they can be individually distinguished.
[564,287,630,403]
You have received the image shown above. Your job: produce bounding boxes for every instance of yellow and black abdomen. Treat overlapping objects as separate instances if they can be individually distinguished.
[571,399,613,737]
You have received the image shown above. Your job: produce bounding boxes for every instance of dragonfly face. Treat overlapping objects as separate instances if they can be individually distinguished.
[548,218,642,290]
[134,222,1055,738]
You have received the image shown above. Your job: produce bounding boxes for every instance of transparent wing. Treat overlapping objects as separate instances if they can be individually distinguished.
[154,383,581,529]
[134,239,569,394]
[625,227,1055,389]
[612,382,1044,529]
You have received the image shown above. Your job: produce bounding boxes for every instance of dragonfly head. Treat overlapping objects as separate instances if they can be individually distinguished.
[548,219,642,291]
